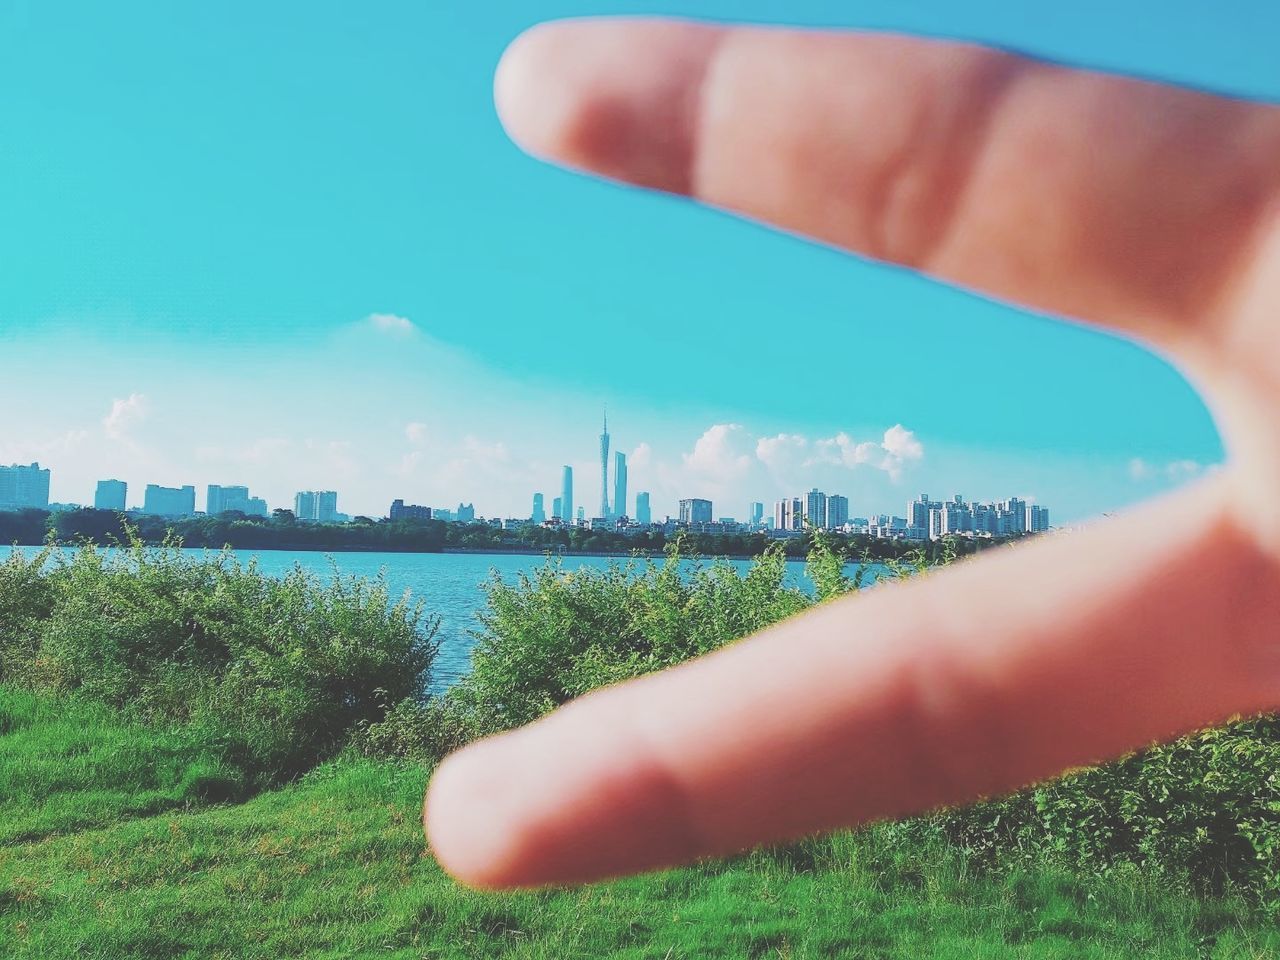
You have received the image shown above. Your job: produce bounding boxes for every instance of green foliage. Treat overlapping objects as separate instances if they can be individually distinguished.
[437,538,810,741]
[0,541,439,787]
[2,705,1275,959]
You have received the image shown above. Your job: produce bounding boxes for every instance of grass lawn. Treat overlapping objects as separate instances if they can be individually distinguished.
[2,688,1277,959]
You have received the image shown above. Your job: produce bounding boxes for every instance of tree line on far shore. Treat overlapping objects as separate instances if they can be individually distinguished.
[0,506,1011,561]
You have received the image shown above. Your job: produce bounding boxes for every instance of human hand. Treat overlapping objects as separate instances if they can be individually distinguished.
[425,18,1280,888]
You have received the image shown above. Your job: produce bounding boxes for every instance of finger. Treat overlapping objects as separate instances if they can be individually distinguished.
[426,474,1280,888]
[494,19,1280,338]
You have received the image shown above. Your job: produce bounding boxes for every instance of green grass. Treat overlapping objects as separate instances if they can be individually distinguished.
[3,688,1278,959]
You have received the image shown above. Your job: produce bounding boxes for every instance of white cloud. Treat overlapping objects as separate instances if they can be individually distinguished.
[103,393,148,441]
[758,424,924,482]
[683,424,753,478]
[366,313,418,338]
[405,422,429,444]
[629,442,653,469]
[756,433,809,471]
[1129,458,1206,483]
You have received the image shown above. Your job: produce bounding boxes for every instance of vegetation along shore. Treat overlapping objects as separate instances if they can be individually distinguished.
[0,536,1276,957]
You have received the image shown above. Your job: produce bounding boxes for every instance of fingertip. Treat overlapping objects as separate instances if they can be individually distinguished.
[493,18,726,193]
[424,741,527,890]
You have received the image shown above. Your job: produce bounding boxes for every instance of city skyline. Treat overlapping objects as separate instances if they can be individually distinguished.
[0,3,1256,527]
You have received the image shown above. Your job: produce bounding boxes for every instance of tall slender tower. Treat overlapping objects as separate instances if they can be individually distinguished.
[599,409,611,519]
[561,466,574,526]
[613,451,628,520]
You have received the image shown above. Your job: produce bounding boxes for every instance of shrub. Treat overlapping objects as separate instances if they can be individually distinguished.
[0,540,439,786]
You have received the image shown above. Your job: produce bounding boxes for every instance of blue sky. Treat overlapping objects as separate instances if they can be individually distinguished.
[2,1,1276,522]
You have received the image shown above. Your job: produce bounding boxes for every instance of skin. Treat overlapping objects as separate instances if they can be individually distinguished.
[424,18,1280,889]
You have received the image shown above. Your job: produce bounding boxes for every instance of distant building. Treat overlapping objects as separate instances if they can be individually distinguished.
[143,484,196,518]
[803,488,828,529]
[94,479,128,512]
[774,497,803,532]
[1027,504,1050,533]
[561,466,574,527]
[827,494,849,530]
[635,491,652,525]
[531,493,546,524]
[576,506,585,522]
[599,411,611,519]
[613,451,628,520]
[456,503,476,523]
[0,462,51,511]
[552,496,563,521]
[207,484,269,518]
[749,502,764,527]
[390,499,432,522]
[295,491,317,521]
[294,490,339,523]
[678,498,713,524]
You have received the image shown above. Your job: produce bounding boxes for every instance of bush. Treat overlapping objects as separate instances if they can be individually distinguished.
[0,540,440,786]
[382,533,1279,905]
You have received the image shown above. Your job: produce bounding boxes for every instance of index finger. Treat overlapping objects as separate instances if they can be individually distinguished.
[494,19,1280,340]
[425,478,1280,887]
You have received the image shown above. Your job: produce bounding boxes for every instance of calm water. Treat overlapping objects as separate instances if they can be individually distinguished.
[10,546,882,687]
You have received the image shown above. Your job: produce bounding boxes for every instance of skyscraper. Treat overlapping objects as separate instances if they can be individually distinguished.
[294,490,338,522]
[613,451,628,520]
[599,410,610,519]
[95,479,128,512]
[803,488,828,529]
[679,498,713,524]
[561,465,573,526]
[827,494,849,530]
[143,484,196,518]
[0,463,51,511]
[552,496,563,521]
[531,493,546,524]
[635,491,651,525]
[774,497,804,532]
[749,502,764,527]
[208,484,269,517]
[294,491,317,521]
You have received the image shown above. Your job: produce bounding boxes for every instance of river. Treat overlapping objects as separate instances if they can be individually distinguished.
[9,545,886,688]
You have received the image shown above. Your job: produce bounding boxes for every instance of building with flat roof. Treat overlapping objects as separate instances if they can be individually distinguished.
[390,499,432,521]
[0,463,51,511]
[678,498,713,524]
[143,484,196,518]
[94,479,128,512]
[207,484,269,517]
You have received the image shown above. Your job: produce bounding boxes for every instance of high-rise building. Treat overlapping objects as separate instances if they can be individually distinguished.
[1026,504,1050,533]
[390,499,432,521]
[613,451,628,520]
[317,491,339,523]
[774,497,804,532]
[294,490,339,522]
[803,488,828,529]
[552,496,563,521]
[679,498,713,524]
[576,506,585,522]
[749,502,764,527]
[94,479,128,512]
[561,466,574,526]
[143,484,196,518]
[207,484,269,518]
[456,503,476,523]
[0,463,51,511]
[294,491,317,521]
[635,491,652,525]
[599,410,611,519]
[531,493,546,524]
[827,494,849,529]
